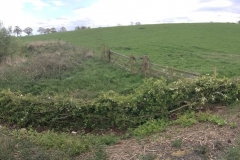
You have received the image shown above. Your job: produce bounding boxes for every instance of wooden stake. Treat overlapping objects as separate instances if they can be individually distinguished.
[130,56,134,73]
[107,49,111,62]
[142,55,149,77]
[213,67,217,78]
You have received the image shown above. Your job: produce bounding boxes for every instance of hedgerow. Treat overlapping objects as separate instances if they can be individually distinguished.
[0,76,239,130]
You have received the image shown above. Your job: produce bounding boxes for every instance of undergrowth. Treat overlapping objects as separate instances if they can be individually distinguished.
[0,41,143,98]
[221,138,240,160]
[132,110,230,137]
[0,127,68,160]
[132,119,168,136]
[12,128,118,156]
[0,126,116,159]
[173,111,227,127]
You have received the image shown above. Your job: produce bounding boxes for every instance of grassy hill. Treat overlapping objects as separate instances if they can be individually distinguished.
[1,23,240,159]
[22,23,240,77]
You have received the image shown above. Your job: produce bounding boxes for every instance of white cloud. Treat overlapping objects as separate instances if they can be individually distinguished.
[189,11,240,22]
[39,17,72,29]
[27,0,50,10]
[72,0,239,27]
[199,0,233,8]
[1,0,240,35]
[51,0,65,6]
[0,0,51,36]
[0,1,35,26]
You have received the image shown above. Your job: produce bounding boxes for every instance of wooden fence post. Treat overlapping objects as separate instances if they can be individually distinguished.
[107,49,111,62]
[213,67,217,78]
[146,56,150,76]
[142,55,149,77]
[169,67,173,80]
[130,56,134,73]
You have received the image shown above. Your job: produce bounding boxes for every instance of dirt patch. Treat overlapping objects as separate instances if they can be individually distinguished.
[105,106,240,160]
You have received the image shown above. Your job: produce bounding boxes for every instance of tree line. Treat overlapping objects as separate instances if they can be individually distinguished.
[8,25,91,36]
[37,27,64,35]
[74,26,91,30]
[10,26,68,36]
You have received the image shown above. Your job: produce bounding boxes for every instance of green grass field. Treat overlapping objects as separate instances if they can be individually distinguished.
[22,23,240,77]
[1,23,240,159]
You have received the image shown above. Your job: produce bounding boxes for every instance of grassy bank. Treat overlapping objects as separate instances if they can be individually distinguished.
[0,41,143,98]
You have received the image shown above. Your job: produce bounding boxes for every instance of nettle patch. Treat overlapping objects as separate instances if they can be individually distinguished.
[0,76,239,131]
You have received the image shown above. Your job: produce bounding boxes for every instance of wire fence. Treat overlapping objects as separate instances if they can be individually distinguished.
[101,44,200,80]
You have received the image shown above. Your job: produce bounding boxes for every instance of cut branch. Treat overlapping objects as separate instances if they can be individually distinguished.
[169,104,190,113]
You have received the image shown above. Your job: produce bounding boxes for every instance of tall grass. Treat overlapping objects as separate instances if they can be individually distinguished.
[0,126,118,159]
[0,41,143,98]
[0,127,68,160]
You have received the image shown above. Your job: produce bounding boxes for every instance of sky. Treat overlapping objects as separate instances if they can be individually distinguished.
[0,0,240,35]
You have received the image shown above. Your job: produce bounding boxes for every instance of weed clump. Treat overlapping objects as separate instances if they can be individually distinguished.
[171,139,183,149]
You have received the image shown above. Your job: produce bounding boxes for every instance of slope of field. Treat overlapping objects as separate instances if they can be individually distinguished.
[1,26,240,159]
[22,23,240,77]
[0,41,143,98]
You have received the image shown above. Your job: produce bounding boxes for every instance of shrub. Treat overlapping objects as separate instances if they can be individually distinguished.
[133,119,168,136]
[173,111,197,127]
[196,111,227,126]
[0,22,24,61]
[0,76,239,131]
[0,22,11,59]
[171,138,183,149]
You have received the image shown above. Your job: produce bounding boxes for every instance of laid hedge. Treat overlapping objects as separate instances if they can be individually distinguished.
[0,76,239,130]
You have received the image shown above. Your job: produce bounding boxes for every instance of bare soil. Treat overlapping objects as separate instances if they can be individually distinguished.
[104,106,240,160]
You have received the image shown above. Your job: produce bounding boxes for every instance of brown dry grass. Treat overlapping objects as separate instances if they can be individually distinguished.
[0,40,94,81]
[0,56,27,67]
[26,40,67,51]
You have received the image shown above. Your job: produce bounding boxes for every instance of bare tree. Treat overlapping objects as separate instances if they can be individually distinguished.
[13,26,22,37]
[135,22,141,25]
[23,27,33,36]
[75,26,80,30]
[44,28,51,34]
[37,27,45,34]
[59,26,67,32]
[130,22,134,25]
[50,27,57,33]
[81,26,87,29]
[8,26,12,34]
